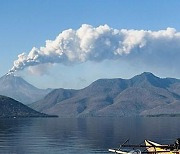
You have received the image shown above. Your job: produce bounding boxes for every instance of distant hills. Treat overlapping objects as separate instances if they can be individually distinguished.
[0,74,52,104]
[30,72,180,117]
[0,95,57,118]
[0,72,180,117]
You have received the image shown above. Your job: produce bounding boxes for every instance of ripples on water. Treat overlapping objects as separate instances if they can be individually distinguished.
[0,117,180,154]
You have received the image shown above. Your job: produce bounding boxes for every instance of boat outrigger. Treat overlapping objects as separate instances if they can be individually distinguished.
[109,139,180,154]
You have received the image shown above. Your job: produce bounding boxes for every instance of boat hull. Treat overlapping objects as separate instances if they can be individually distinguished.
[145,140,180,154]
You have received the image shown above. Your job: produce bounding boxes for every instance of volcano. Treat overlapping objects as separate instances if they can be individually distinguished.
[0,74,51,104]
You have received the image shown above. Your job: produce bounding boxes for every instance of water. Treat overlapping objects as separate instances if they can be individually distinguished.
[0,117,179,154]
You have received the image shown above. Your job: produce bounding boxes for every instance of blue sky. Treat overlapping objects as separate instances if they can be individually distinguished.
[1,0,180,89]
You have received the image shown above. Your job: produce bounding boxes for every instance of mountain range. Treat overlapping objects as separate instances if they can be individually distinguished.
[29,72,180,117]
[0,74,52,104]
[0,95,57,118]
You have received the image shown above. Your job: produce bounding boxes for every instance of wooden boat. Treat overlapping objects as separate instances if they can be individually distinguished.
[109,139,180,154]
[108,149,141,154]
[145,139,180,154]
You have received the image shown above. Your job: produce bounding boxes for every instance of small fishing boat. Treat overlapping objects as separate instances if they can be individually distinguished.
[109,139,180,154]
[108,149,141,154]
[144,139,180,154]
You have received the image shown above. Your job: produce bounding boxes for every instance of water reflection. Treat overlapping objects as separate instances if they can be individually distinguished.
[0,117,179,154]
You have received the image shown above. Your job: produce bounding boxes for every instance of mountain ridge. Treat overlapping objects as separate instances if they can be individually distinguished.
[30,72,180,117]
[0,74,52,104]
[0,95,57,118]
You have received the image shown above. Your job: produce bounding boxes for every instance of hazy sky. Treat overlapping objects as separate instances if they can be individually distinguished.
[1,0,180,89]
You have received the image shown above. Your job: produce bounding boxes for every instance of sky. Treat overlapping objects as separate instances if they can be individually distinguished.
[0,0,180,89]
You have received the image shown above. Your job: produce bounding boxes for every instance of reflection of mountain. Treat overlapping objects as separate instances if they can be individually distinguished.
[0,74,52,104]
[0,95,55,117]
[30,72,180,117]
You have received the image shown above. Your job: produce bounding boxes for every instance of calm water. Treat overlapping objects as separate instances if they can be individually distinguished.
[0,117,180,154]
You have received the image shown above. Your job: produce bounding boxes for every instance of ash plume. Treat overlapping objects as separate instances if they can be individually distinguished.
[9,24,180,74]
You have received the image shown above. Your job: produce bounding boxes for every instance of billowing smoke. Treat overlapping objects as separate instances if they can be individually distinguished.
[9,24,180,74]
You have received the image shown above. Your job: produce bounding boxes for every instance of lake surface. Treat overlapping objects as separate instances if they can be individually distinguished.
[0,117,180,154]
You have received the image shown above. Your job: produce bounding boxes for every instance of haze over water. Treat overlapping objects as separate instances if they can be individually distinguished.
[0,117,179,154]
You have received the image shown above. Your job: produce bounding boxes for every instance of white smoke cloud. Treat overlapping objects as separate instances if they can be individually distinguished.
[27,63,52,76]
[9,24,180,74]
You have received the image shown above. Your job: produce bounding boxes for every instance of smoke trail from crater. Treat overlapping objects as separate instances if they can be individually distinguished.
[9,24,180,74]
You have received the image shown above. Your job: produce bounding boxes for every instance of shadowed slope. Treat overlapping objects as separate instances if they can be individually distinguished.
[0,95,57,117]
[30,72,180,117]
